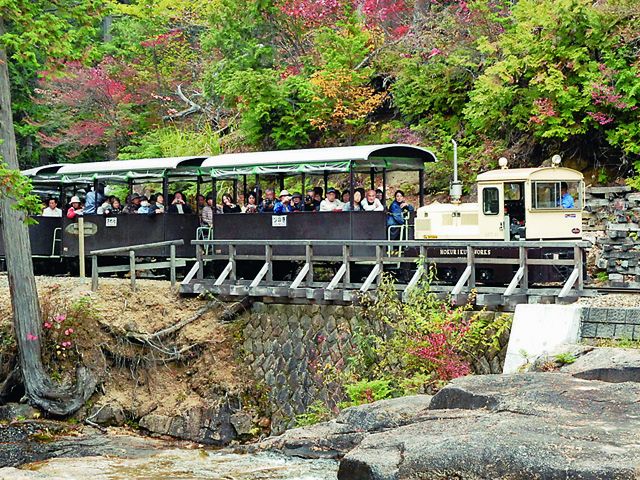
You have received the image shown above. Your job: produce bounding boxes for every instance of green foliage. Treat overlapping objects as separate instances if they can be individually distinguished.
[554,352,576,365]
[294,400,333,427]
[342,379,397,407]
[0,161,43,218]
[119,125,221,159]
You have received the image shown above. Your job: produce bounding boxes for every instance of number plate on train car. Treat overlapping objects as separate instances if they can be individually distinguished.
[105,217,118,227]
[272,215,287,227]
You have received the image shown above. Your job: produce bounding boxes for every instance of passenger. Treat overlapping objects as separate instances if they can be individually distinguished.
[149,194,164,213]
[343,190,362,211]
[168,191,193,214]
[291,192,305,212]
[320,188,343,212]
[42,198,62,217]
[341,190,350,204]
[122,193,141,214]
[111,197,123,214]
[387,189,414,239]
[66,196,84,219]
[361,189,384,211]
[304,189,319,211]
[259,188,276,213]
[84,183,105,215]
[313,187,324,209]
[196,194,206,212]
[137,195,153,215]
[274,190,294,214]
[560,182,575,209]
[222,193,242,213]
[376,188,384,202]
[244,192,259,213]
[201,195,214,226]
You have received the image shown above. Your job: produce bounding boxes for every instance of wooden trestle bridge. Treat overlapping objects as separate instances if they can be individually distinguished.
[178,239,592,308]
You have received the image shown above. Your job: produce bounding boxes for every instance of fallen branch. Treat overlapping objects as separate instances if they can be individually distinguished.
[163,84,203,120]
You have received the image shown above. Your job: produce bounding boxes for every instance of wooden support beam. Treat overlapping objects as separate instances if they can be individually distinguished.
[265,245,273,283]
[91,255,98,292]
[182,261,200,285]
[504,266,524,297]
[360,264,382,292]
[214,261,234,286]
[250,263,270,289]
[467,245,475,290]
[451,265,471,295]
[343,245,351,286]
[291,263,310,289]
[327,264,347,291]
[129,250,136,291]
[170,244,177,287]
[305,244,314,284]
[402,265,424,302]
[558,267,580,298]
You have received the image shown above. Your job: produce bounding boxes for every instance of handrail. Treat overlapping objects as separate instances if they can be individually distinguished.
[191,239,590,248]
[90,239,184,256]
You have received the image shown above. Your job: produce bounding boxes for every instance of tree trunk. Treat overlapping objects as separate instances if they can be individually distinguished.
[0,17,97,416]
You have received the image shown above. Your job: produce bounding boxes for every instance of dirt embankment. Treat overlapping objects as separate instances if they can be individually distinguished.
[0,275,259,436]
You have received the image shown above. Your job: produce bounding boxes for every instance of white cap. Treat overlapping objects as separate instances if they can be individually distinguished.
[279,190,291,198]
[70,196,81,204]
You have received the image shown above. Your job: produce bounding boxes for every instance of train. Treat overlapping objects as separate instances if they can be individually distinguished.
[0,144,585,285]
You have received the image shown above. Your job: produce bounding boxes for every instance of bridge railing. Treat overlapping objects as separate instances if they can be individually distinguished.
[90,239,186,292]
[184,239,590,301]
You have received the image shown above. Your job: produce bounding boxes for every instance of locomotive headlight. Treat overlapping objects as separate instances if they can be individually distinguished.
[498,157,508,169]
[552,154,562,166]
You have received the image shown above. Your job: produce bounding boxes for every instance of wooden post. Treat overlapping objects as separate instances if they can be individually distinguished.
[212,179,217,212]
[520,246,528,291]
[467,245,475,289]
[279,173,285,192]
[91,255,98,292]
[229,244,237,280]
[162,175,169,206]
[129,250,136,291]
[376,245,384,285]
[343,244,351,286]
[196,175,202,215]
[170,244,176,288]
[243,175,247,198]
[323,170,328,193]
[78,216,86,281]
[265,244,273,283]
[196,244,204,280]
[575,245,583,292]
[306,244,314,284]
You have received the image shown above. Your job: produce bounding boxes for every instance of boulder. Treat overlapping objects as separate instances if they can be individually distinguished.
[88,403,125,427]
[254,395,432,459]
[339,373,640,479]
[560,347,640,383]
[0,403,41,421]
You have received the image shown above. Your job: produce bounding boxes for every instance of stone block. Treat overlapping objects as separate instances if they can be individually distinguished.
[580,322,598,338]
[596,323,616,338]
[607,309,629,323]
[614,324,635,340]
[626,311,640,325]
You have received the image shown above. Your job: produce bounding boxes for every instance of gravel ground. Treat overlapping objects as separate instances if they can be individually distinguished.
[578,293,640,308]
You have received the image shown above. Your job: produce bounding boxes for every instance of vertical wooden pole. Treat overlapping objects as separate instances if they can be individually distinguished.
[243,175,247,199]
[196,243,204,280]
[520,246,528,292]
[233,178,239,202]
[129,250,136,291]
[196,175,202,215]
[170,244,176,288]
[229,244,237,281]
[78,216,85,281]
[212,179,217,213]
[575,245,583,292]
[265,245,273,283]
[467,245,475,290]
[91,255,98,292]
[323,170,329,194]
[343,244,351,286]
[306,244,314,284]
[279,174,285,192]
[162,175,169,207]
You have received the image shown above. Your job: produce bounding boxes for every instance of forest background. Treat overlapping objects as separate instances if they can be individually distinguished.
[3,0,640,191]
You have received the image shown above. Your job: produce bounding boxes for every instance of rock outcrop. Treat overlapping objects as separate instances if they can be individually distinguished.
[260,347,640,479]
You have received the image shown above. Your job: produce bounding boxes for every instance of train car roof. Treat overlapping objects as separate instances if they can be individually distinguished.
[476,166,584,182]
[23,156,208,184]
[199,144,436,177]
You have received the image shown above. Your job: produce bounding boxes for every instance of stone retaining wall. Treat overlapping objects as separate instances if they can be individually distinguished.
[239,302,512,433]
[580,307,640,340]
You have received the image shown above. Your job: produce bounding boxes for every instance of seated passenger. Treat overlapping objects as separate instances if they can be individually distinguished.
[122,193,141,214]
[222,193,242,213]
[387,190,414,239]
[168,192,193,214]
[84,183,105,215]
[196,194,206,212]
[376,188,384,202]
[304,189,319,211]
[110,197,123,214]
[291,192,305,212]
[313,187,324,209]
[274,190,294,214]
[201,195,214,226]
[343,190,362,211]
[66,196,84,219]
[42,198,62,217]
[560,182,575,209]
[341,190,350,204]
[361,189,384,211]
[137,195,154,215]
[320,188,343,212]
[149,193,164,213]
[244,192,258,213]
[259,188,276,213]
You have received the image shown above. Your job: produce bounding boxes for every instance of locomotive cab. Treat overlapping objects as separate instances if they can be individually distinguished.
[415,158,584,241]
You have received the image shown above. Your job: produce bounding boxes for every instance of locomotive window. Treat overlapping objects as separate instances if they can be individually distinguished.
[532,181,580,209]
[504,183,522,201]
[482,187,500,215]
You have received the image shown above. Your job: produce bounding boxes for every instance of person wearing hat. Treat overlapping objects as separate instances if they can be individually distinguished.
[66,196,84,219]
[274,190,294,214]
[320,187,343,212]
[291,192,305,212]
[122,193,141,214]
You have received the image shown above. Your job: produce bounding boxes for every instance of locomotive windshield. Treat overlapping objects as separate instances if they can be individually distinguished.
[532,181,580,209]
